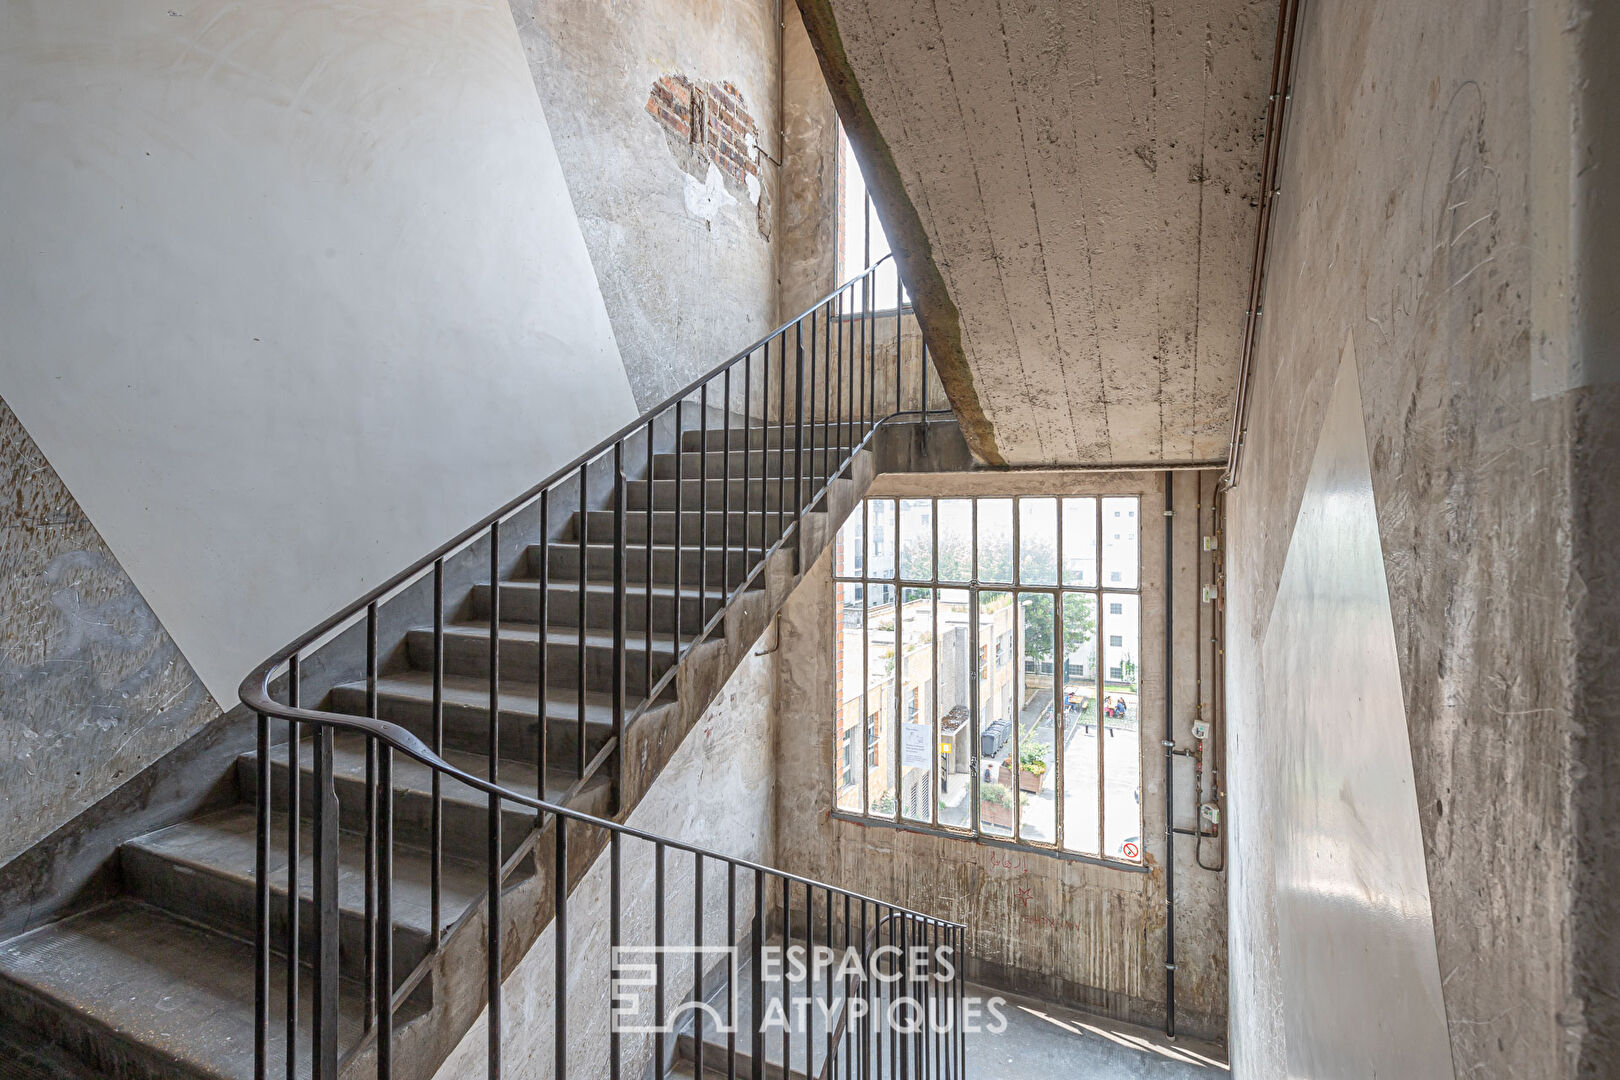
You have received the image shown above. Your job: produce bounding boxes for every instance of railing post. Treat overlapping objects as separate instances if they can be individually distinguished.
[313,719,339,1080]
[376,742,394,1080]
[253,710,270,1080]
[612,444,625,809]
[793,321,806,544]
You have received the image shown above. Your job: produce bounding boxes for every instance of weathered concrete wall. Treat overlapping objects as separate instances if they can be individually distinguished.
[0,0,637,707]
[778,4,840,318]
[1222,0,1619,1075]
[509,0,782,409]
[0,398,218,868]
[773,469,1228,1040]
[430,638,778,1080]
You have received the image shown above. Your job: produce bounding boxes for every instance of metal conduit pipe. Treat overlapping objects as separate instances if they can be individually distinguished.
[1163,470,1177,1038]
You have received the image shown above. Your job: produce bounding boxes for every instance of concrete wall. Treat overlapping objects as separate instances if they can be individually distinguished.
[773,469,1228,1040]
[1222,0,1619,1075]
[508,0,783,409]
[0,0,637,713]
[0,398,219,868]
[778,4,840,318]
[430,641,778,1080]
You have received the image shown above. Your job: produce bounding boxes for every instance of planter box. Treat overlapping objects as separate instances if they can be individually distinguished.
[997,764,1046,794]
[980,801,1013,828]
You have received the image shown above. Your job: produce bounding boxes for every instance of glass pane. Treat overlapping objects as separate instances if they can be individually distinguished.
[1101,592,1141,860]
[1061,497,1097,586]
[898,499,933,581]
[976,498,1013,584]
[867,499,896,580]
[1061,592,1099,854]
[935,588,974,830]
[975,590,1015,837]
[1017,498,1058,586]
[937,499,973,583]
[1016,593,1056,844]
[866,585,898,817]
[899,588,934,823]
[1101,496,1139,589]
[835,503,864,578]
[834,582,865,812]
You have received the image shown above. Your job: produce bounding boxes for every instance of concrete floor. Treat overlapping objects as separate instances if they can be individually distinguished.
[965,984,1227,1079]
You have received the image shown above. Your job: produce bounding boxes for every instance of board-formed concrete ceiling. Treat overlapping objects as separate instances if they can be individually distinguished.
[800,0,1277,466]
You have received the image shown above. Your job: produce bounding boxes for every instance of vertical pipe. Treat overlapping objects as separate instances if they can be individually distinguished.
[432,560,445,944]
[555,816,569,1080]
[376,744,393,1080]
[1162,470,1177,1038]
[364,604,378,1028]
[487,521,503,1080]
[253,710,270,1080]
[284,657,300,1080]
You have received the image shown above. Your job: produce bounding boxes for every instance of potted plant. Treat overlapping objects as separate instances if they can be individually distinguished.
[979,782,1014,828]
[997,742,1049,793]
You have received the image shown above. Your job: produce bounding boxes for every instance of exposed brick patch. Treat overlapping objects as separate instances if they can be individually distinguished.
[646,74,760,190]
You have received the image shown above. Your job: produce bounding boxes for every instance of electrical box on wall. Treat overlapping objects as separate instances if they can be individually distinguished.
[1191,719,1210,741]
[1202,534,1218,551]
[1201,584,1219,603]
[1200,802,1221,827]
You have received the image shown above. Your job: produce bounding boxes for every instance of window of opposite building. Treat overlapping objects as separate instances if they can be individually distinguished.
[831,495,1144,863]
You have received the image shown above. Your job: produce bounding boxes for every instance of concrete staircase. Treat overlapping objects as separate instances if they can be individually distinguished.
[0,422,894,1080]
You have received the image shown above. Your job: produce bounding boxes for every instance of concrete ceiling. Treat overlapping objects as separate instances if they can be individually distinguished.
[800,0,1277,466]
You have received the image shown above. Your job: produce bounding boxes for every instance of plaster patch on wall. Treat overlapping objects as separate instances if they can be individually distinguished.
[646,74,771,238]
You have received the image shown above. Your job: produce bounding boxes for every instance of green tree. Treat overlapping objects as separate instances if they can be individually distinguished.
[1018,593,1096,665]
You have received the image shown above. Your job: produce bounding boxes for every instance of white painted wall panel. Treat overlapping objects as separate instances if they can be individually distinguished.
[0,0,637,704]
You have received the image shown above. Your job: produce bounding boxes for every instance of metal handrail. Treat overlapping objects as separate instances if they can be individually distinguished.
[240,254,964,1080]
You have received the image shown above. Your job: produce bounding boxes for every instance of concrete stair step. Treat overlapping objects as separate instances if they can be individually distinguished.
[468,578,733,636]
[120,803,482,986]
[652,448,809,481]
[407,621,693,698]
[627,476,801,512]
[327,672,622,768]
[0,900,379,1080]
[0,1027,108,1080]
[575,508,787,546]
[238,731,609,863]
[678,427,851,452]
[534,542,755,588]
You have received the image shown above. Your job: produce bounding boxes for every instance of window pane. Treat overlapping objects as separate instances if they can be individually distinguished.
[898,499,933,580]
[899,588,934,823]
[976,590,1015,836]
[835,504,864,578]
[937,499,973,583]
[976,498,1013,584]
[1061,592,1099,854]
[1016,593,1056,844]
[835,582,865,812]
[866,584,898,817]
[1062,497,1097,586]
[1101,496,1139,588]
[1101,592,1141,860]
[867,499,896,579]
[1018,498,1058,586]
[935,588,973,830]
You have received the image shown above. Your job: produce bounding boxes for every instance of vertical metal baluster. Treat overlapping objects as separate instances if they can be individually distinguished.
[364,604,378,1028]
[673,401,684,675]
[801,883,812,1080]
[823,888,833,1079]
[780,876,790,1077]
[312,712,338,1080]
[555,815,568,1080]
[699,383,709,641]
[776,333,787,543]
[609,830,622,1080]
[376,742,393,1080]
[655,844,666,1073]
[693,854,704,1079]
[285,657,300,1080]
[722,369,732,609]
[759,344,768,575]
[741,355,752,593]
[612,445,625,802]
[727,862,738,1080]
[487,521,503,1080]
[576,466,588,778]
[254,709,270,1080]
[538,495,549,801]
[860,901,871,1080]
[822,302,832,485]
[896,264,903,414]
[645,419,655,705]
[752,869,765,1080]
[432,559,445,945]
[793,321,805,539]
[887,910,897,1080]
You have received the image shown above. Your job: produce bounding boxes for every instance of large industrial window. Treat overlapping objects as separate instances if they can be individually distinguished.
[832,496,1143,862]
[836,120,906,313]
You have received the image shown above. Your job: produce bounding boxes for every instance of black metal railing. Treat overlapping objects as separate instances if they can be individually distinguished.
[239,256,961,1080]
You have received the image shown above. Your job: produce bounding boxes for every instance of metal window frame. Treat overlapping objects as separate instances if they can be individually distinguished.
[831,494,1145,867]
